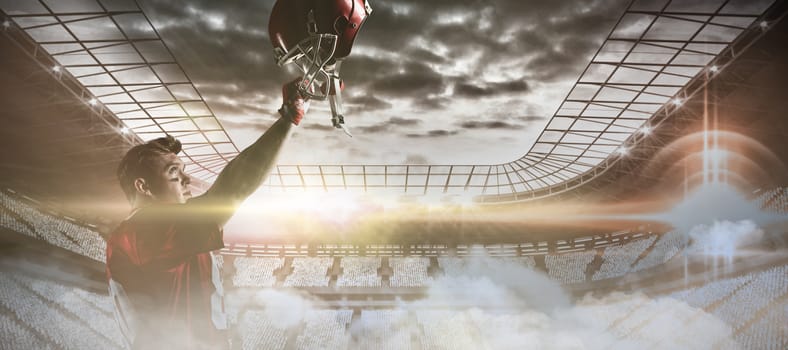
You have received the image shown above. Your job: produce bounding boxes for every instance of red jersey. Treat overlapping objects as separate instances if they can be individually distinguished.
[106,204,228,350]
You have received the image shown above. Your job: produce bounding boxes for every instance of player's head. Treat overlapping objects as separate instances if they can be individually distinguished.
[268,0,372,100]
[117,135,192,206]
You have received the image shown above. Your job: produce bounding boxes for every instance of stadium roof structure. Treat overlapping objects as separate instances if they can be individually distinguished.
[1,0,785,202]
[0,0,239,184]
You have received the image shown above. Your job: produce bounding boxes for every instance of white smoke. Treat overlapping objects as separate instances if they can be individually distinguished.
[687,220,765,255]
[230,257,740,350]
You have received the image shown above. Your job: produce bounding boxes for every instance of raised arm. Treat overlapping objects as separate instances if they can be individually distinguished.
[188,79,308,226]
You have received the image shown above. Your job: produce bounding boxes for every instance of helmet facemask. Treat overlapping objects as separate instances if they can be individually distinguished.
[270,1,372,136]
[273,31,339,101]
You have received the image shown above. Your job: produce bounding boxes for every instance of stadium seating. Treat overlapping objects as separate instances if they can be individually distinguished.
[417,311,476,350]
[670,274,753,309]
[337,257,381,287]
[592,236,656,280]
[711,265,788,330]
[437,256,536,276]
[0,191,106,262]
[389,257,431,287]
[632,231,686,272]
[232,257,284,287]
[753,188,780,208]
[238,310,287,350]
[545,251,595,284]
[735,303,787,350]
[0,264,786,349]
[283,257,333,287]
[769,188,787,212]
[0,313,52,350]
[294,309,352,350]
[0,273,120,349]
[754,187,788,213]
[357,309,411,350]
[15,274,123,348]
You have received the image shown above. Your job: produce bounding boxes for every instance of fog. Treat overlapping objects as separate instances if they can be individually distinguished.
[231,256,739,349]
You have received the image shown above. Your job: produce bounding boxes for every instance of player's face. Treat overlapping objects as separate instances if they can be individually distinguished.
[148,152,192,204]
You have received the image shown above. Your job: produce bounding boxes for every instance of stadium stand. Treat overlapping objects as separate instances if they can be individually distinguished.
[294,309,353,350]
[754,187,788,213]
[0,273,120,349]
[753,188,781,208]
[735,303,787,350]
[15,274,123,348]
[389,257,431,287]
[357,309,411,350]
[337,257,382,287]
[0,265,785,349]
[545,251,595,284]
[0,313,52,350]
[711,265,788,330]
[769,188,788,212]
[232,257,284,287]
[284,257,333,287]
[238,310,287,350]
[632,231,686,272]
[0,191,106,262]
[592,236,656,281]
[438,256,536,276]
[670,274,754,309]
[417,311,476,350]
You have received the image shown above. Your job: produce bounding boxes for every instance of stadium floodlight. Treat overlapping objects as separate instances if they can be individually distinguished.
[52,65,61,73]
[672,98,683,106]
[88,98,98,106]
[120,126,129,134]
[2,20,10,29]
[759,21,768,28]
[616,146,629,156]
[709,65,719,73]
[638,126,652,135]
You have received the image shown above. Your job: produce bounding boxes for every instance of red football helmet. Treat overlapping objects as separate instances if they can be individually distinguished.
[268,0,371,100]
[269,0,372,135]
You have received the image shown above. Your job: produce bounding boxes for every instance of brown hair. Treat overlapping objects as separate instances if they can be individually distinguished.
[117,135,182,203]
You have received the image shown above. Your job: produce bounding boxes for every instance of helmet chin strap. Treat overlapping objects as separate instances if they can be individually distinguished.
[326,61,352,137]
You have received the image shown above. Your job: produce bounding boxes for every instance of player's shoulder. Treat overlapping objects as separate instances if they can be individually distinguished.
[111,205,179,235]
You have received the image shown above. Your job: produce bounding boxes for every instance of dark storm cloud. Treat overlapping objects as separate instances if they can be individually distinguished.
[138,0,290,119]
[356,124,390,134]
[389,117,421,126]
[459,121,523,130]
[413,96,450,110]
[404,154,429,164]
[139,0,286,90]
[371,62,446,97]
[351,2,433,52]
[352,117,422,134]
[408,48,446,64]
[337,54,398,87]
[515,116,547,123]
[346,93,392,111]
[453,79,529,98]
[405,129,459,138]
[138,0,627,136]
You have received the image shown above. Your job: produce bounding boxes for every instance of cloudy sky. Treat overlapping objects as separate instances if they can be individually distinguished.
[138,0,628,165]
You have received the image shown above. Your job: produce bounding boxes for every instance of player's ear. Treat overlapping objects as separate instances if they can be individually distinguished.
[133,178,153,198]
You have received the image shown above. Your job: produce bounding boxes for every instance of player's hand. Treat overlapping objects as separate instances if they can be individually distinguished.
[278,78,311,126]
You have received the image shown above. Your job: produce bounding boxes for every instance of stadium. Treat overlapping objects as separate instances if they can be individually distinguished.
[1,0,787,349]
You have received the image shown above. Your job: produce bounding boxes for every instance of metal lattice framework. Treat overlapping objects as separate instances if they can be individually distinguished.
[0,0,239,183]
[261,0,783,202]
[1,0,783,201]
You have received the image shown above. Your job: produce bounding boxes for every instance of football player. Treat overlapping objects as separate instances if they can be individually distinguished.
[107,78,307,350]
